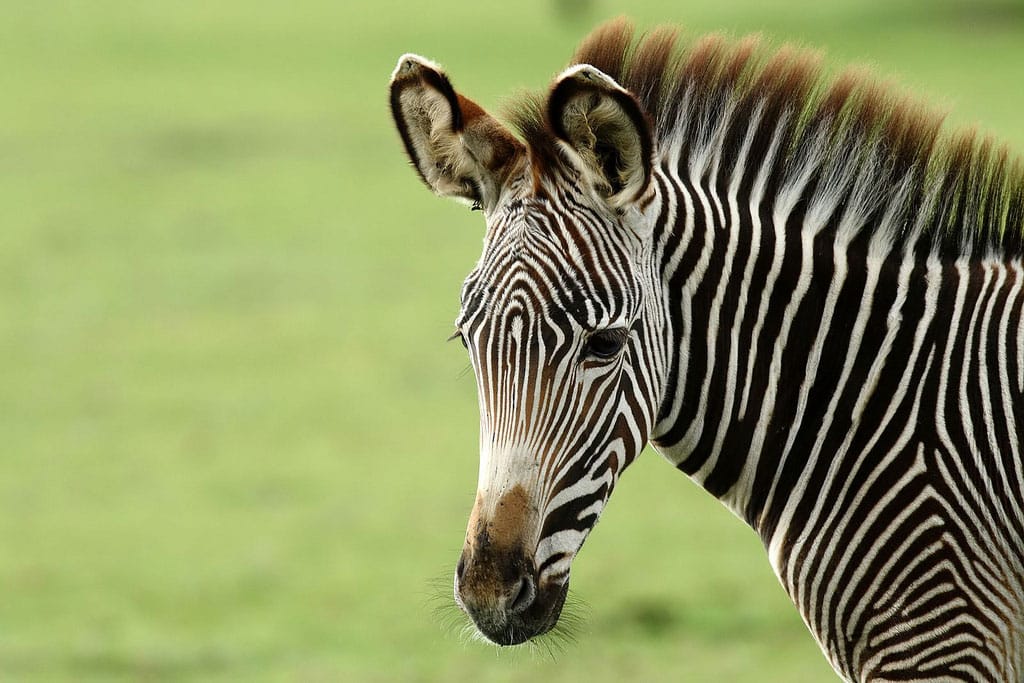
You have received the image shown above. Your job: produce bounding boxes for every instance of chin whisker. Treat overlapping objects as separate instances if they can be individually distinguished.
[424,566,471,639]
[531,588,588,658]
[424,565,589,660]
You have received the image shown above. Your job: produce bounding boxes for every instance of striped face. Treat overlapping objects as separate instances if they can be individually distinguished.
[452,191,658,643]
[389,53,659,645]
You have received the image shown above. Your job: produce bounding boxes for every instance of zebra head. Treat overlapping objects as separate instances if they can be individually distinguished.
[391,55,666,645]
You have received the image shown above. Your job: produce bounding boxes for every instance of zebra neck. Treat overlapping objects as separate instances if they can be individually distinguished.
[647,158,1024,556]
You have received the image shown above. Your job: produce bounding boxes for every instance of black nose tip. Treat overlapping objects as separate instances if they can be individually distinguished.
[455,549,538,616]
[453,548,566,645]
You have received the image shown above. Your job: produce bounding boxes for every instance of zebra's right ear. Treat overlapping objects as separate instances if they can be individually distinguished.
[390,54,524,210]
[547,64,654,208]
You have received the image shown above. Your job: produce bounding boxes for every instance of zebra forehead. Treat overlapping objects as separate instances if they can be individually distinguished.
[485,198,628,262]
[459,272,594,331]
[461,250,639,330]
[458,209,641,326]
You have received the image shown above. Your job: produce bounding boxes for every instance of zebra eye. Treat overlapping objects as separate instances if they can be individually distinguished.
[583,328,628,360]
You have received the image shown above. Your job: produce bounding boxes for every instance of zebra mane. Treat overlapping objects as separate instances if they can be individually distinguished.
[507,18,1024,258]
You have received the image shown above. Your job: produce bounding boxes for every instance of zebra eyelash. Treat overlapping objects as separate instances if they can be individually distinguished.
[447,329,469,349]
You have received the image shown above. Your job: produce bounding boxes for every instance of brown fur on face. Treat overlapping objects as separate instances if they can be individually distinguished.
[465,484,537,552]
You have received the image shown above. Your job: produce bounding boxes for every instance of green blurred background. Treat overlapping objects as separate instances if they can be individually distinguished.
[3,1,1023,681]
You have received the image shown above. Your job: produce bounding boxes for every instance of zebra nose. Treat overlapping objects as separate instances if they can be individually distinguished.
[455,548,538,617]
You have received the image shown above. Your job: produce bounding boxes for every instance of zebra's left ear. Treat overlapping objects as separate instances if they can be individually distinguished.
[547,65,653,208]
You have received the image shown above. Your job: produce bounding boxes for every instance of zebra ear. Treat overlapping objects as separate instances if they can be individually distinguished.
[390,54,524,210]
[548,64,653,208]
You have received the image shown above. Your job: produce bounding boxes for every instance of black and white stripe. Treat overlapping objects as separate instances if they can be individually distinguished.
[634,66,1024,681]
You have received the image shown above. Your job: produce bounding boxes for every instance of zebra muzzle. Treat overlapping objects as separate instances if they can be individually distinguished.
[454,542,567,645]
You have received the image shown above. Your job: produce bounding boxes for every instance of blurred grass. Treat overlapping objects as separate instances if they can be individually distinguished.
[1,1,1023,680]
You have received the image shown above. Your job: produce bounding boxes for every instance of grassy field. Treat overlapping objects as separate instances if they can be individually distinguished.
[3,1,1024,680]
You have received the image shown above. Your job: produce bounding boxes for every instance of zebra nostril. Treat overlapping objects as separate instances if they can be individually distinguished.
[508,574,536,614]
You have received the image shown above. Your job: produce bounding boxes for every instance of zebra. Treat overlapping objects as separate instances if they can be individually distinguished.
[389,18,1024,681]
